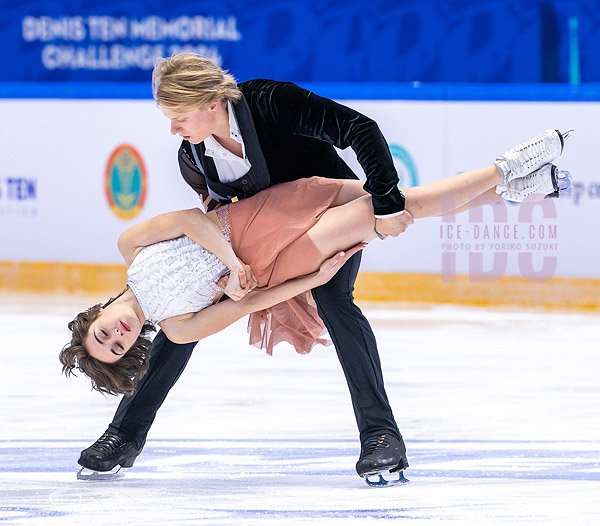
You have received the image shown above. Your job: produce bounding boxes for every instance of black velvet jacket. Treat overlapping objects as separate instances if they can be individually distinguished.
[178,79,405,216]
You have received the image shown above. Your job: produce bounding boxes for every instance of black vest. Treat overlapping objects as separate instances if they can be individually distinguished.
[190,97,270,203]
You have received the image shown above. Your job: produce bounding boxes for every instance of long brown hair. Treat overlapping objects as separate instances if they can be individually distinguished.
[59,289,156,396]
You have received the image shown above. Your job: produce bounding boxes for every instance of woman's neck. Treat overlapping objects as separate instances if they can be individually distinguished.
[119,287,147,325]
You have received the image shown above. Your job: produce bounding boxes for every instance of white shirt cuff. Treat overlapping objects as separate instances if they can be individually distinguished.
[374,210,405,219]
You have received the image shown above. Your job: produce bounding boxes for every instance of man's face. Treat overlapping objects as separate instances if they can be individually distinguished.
[161,103,219,145]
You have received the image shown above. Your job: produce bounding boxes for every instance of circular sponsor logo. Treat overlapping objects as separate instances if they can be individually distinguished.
[105,144,147,220]
[389,144,419,187]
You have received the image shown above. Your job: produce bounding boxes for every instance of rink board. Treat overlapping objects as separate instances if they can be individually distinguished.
[1,89,598,307]
[0,261,599,311]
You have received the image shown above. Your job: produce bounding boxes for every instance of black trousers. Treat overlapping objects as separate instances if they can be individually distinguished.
[108,252,400,446]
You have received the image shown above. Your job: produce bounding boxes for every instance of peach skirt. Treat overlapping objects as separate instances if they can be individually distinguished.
[223,176,344,355]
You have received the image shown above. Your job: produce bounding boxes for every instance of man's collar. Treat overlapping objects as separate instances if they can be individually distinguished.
[227,100,242,144]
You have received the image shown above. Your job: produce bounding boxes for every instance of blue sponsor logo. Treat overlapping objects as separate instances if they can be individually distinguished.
[0,176,38,216]
[389,144,419,187]
[567,181,600,206]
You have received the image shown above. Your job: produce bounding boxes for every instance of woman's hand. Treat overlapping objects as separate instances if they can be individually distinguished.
[316,242,367,285]
[219,259,259,301]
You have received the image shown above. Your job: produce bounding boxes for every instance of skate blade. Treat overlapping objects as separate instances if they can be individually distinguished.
[561,129,574,142]
[365,470,410,487]
[77,465,123,481]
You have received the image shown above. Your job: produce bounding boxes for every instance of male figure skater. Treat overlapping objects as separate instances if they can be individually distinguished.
[78,54,413,485]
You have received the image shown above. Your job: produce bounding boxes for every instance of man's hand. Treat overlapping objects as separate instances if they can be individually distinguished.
[316,243,367,285]
[374,210,414,239]
[218,259,259,301]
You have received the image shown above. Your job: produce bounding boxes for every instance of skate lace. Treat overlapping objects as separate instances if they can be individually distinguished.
[506,136,549,175]
[504,169,552,201]
[91,432,128,455]
[361,434,391,455]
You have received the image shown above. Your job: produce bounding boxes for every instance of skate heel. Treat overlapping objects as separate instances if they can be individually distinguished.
[390,455,409,472]
[556,170,573,192]
[546,168,573,199]
[120,455,138,468]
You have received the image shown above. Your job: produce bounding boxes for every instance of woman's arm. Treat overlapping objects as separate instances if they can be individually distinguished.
[160,243,366,344]
[118,209,245,286]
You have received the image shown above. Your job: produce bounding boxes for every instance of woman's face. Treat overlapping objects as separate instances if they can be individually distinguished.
[162,103,220,145]
[85,303,142,364]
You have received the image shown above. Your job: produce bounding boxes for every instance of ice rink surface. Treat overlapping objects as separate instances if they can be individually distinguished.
[1,293,599,525]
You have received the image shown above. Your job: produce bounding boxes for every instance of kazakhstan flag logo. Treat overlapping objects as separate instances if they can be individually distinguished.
[105,144,147,220]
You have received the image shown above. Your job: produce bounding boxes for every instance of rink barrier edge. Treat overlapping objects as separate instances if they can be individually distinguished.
[0,261,598,311]
[355,272,600,312]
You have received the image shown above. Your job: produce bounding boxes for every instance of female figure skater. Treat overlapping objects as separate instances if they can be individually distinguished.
[60,130,571,398]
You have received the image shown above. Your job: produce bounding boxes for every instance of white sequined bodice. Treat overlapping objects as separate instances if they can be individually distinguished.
[127,236,229,323]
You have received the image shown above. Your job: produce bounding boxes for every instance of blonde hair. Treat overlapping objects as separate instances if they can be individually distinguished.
[152,53,242,112]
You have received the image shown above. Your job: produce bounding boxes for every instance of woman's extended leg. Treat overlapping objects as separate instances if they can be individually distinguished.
[331,166,503,215]
[402,165,502,218]
[308,165,503,258]
[329,126,571,220]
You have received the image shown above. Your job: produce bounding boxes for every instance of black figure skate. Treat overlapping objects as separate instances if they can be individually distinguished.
[77,431,144,481]
[356,434,409,487]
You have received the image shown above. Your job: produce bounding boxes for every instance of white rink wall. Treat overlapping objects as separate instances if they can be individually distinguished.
[0,97,598,279]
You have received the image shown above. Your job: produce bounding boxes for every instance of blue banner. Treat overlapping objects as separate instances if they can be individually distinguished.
[1,1,599,83]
